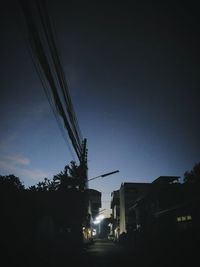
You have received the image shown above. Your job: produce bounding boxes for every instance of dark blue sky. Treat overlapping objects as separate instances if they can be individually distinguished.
[1,0,200,216]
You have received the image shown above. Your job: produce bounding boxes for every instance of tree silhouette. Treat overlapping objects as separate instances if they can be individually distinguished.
[28,177,54,191]
[28,161,81,191]
[184,162,200,184]
[0,174,24,192]
[53,161,81,191]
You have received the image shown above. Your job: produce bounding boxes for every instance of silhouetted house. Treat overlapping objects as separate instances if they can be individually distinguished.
[110,175,200,258]
[87,189,102,220]
[128,176,187,250]
[110,190,120,240]
[83,189,101,242]
[119,182,150,235]
[178,181,200,247]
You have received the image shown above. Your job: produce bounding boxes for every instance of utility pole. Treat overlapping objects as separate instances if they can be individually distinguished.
[19,0,89,249]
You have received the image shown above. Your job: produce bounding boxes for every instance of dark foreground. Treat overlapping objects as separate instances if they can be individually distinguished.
[81,238,197,267]
[1,238,198,267]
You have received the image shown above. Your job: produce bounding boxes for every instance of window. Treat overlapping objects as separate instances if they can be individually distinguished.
[177,215,192,222]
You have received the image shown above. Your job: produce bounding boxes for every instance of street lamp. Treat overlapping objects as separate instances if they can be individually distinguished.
[93,214,105,237]
[93,214,105,224]
[88,170,119,182]
[87,170,119,239]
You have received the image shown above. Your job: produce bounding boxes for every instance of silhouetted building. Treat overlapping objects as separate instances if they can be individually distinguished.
[109,175,200,263]
[87,189,102,220]
[83,189,101,242]
[110,182,149,241]
[110,190,120,240]
[119,182,150,235]
[128,176,186,250]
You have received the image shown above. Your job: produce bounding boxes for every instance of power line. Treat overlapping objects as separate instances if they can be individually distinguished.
[28,44,76,161]
[36,0,83,150]
[19,0,83,162]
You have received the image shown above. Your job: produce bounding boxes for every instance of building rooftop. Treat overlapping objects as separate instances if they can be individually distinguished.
[152,176,180,184]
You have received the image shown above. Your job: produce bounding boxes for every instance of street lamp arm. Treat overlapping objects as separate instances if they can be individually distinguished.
[101,170,119,177]
[88,170,119,182]
[88,175,102,181]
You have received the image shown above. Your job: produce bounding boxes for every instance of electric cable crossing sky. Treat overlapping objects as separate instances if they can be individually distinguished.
[19,0,88,189]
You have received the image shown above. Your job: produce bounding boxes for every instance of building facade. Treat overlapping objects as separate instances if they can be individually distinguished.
[83,188,101,242]
[119,182,150,235]
[110,190,120,240]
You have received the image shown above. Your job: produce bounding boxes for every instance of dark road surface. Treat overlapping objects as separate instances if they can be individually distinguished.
[81,239,131,267]
[3,237,196,267]
[77,238,195,267]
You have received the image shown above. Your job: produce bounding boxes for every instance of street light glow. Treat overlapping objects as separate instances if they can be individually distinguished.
[93,214,105,224]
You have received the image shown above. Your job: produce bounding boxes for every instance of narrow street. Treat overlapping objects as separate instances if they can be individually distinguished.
[4,236,196,267]
[80,238,132,267]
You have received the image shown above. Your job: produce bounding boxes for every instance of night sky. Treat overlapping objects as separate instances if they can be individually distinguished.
[1,1,200,216]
